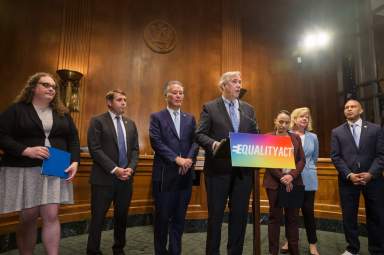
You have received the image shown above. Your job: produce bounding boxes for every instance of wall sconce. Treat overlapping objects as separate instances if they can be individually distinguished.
[56,69,83,112]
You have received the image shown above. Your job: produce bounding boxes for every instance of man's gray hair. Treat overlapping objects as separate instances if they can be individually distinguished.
[219,71,241,89]
[163,80,184,96]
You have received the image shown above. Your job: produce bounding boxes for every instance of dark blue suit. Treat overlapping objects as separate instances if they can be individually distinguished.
[331,121,384,254]
[149,109,199,255]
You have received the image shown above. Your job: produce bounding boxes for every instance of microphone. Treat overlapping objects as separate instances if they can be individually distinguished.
[238,105,260,134]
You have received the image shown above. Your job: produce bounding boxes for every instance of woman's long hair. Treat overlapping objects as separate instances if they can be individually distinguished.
[14,72,68,116]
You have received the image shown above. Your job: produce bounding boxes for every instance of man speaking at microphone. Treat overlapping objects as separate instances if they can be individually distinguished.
[196,71,259,255]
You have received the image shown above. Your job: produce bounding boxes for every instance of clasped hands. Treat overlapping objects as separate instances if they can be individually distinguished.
[280,174,294,192]
[176,156,193,175]
[114,167,134,181]
[349,172,372,185]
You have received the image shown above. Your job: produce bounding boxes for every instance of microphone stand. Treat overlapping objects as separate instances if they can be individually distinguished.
[237,99,261,255]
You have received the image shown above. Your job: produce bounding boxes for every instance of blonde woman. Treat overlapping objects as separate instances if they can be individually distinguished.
[281,107,319,255]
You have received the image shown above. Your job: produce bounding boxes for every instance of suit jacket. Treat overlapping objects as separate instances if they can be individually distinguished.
[87,112,139,186]
[0,102,80,167]
[149,109,199,191]
[301,131,319,191]
[330,121,384,182]
[263,132,305,190]
[195,97,259,175]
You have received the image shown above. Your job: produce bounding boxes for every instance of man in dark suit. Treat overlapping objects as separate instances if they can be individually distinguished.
[149,81,199,255]
[195,71,259,255]
[331,99,384,255]
[86,89,139,255]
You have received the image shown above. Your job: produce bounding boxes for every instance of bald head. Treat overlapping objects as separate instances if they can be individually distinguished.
[344,99,363,122]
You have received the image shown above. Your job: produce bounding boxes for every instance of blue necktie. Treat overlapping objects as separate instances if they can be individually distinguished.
[116,116,128,167]
[229,101,239,132]
[351,124,359,147]
[173,111,180,137]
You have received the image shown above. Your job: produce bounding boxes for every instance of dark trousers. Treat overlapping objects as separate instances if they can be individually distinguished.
[205,170,252,255]
[301,191,317,244]
[339,177,384,255]
[266,188,300,255]
[87,178,133,255]
[153,183,192,255]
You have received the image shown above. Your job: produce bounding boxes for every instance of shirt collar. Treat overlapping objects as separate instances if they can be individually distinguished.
[347,118,362,127]
[108,110,121,120]
[222,96,239,107]
[167,107,180,116]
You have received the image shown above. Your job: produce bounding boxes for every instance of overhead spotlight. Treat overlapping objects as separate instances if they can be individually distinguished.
[303,34,317,50]
[300,30,331,52]
[317,31,330,48]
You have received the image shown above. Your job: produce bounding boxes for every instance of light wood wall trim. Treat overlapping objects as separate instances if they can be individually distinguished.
[221,0,242,72]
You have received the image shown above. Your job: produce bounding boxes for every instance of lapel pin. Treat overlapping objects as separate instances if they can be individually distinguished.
[364,125,367,129]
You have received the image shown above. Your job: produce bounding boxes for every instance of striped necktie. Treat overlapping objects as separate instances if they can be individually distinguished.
[116,116,128,167]
[229,101,239,132]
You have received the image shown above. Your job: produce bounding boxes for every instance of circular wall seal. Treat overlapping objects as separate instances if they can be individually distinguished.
[143,20,176,54]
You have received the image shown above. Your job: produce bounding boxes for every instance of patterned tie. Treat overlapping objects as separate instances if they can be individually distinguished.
[173,111,180,137]
[351,123,359,147]
[115,116,128,167]
[229,101,239,132]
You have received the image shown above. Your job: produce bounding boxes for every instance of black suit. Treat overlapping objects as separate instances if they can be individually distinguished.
[0,102,80,167]
[87,112,139,255]
[331,121,384,254]
[196,97,258,255]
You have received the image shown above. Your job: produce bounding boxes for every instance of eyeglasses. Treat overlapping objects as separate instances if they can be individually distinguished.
[37,82,57,89]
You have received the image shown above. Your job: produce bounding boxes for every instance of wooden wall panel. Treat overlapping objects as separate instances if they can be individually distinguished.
[57,0,92,142]
[374,15,384,115]
[0,1,349,157]
[82,0,223,152]
[0,156,368,235]
[241,0,342,157]
[0,0,64,109]
[222,0,242,72]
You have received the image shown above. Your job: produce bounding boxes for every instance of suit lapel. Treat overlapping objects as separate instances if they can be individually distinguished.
[50,111,60,135]
[27,104,44,132]
[217,98,234,132]
[164,109,180,139]
[105,112,118,146]
[303,131,309,155]
[238,101,246,132]
[343,122,358,150]
[121,116,130,145]
[359,121,368,149]
[180,112,188,139]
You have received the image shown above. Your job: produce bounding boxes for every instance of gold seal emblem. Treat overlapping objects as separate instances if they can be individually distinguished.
[143,20,176,54]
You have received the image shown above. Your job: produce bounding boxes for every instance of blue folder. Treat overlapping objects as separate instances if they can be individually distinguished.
[42,147,70,179]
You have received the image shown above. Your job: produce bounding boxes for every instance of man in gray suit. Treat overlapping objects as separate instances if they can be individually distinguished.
[331,99,384,255]
[196,71,259,255]
[87,89,139,255]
